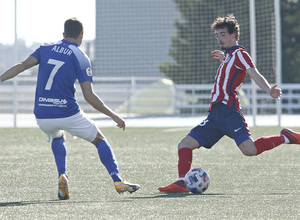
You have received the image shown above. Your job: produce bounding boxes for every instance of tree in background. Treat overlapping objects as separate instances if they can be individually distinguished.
[160,0,300,84]
[159,0,221,84]
[159,0,250,84]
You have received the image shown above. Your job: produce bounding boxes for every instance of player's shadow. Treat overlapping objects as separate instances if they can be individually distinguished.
[0,193,228,207]
[0,200,59,207]
[0,200,102,207]
[132,192,290,200]
[132,192,228,199]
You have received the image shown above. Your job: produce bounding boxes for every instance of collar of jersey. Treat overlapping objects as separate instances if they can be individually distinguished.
[62,39,79,47]
[225,45,244,54]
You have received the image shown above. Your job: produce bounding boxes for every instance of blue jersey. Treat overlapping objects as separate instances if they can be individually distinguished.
[31,39,93,119]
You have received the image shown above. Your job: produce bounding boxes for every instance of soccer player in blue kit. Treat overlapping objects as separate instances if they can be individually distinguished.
[158,14,300,193]
[0,18,140,199]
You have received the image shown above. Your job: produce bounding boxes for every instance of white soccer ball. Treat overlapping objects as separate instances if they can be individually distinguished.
[184,168,210,194]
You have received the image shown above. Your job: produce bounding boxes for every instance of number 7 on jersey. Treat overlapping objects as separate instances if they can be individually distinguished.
[45,59,65,90]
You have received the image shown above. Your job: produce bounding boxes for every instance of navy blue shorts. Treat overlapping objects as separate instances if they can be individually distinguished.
[188,103,252,149]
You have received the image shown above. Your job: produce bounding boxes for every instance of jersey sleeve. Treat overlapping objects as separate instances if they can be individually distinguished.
[30,47,41,63]
[70,45,93,83]
[77,61,93,83]
[236,50,255,70]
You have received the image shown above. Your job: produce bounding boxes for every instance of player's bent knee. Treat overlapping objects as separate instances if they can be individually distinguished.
[238,139,257,156]
[241,150,256,156]
[92,131,106,145]
[59,132,66,139]
[239,146,257,156]
[92,136,105,145]
[178,135,199,150]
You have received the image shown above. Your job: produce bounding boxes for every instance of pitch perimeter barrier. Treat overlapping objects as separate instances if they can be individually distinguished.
[0,76,300,118]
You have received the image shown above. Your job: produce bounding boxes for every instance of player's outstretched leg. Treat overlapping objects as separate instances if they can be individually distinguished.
[158,180,189,193]
[281,128,300,144]
[58,173,70,200]
[96,139,140,194]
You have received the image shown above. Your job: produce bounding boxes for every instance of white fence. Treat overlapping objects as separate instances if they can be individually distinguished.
[174,83,300,116]
[0,76,173,116]
[1,76,300,120]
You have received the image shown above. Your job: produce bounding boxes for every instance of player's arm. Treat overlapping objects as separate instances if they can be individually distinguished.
[80,81,126,130]
[0,56,38,82]
[247,67,282,99]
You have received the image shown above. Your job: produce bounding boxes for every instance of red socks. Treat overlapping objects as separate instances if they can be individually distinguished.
[178,148,193,178]
[177,136,285,179]
[254,135,285,155]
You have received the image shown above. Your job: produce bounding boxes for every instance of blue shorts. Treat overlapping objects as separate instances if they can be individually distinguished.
[188,103,252,149]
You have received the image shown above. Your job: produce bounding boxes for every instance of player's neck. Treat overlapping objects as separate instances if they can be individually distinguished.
[223,42,238,51]
[64,37,82,46]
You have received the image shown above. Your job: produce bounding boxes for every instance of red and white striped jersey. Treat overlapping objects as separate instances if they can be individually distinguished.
[209,46,255,111]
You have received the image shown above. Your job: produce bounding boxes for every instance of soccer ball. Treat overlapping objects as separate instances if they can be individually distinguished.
[184,168,210,194]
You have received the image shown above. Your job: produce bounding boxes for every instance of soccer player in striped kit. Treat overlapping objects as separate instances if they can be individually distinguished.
[0,18,140,199]
[158,14,300,193]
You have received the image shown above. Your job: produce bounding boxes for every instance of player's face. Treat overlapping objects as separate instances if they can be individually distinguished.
[214,28,237,50]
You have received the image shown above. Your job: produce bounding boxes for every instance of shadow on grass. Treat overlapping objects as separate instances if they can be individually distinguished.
[0,200,60,207]
[0,193,225,207]
[132,192,228,199]
[0,199,104,207]
[131,191,290,200]
[0,192,289,207]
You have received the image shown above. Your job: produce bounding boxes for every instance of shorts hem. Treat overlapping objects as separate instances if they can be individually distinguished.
[235,134,252,146]
[188,133,211,149]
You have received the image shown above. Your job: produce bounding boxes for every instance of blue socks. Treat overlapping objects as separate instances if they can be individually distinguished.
[96,140,122,182]
[51,138,67,178]
[52,138,122,183]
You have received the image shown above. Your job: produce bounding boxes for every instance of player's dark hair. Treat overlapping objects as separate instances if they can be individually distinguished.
[64,18,83,39]
[211,14,240,40]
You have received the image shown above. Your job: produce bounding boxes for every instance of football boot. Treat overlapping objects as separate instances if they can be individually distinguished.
[158,180,189,193]
[58,174,70,200]
[281,128,300,144]
[114,180,140,194]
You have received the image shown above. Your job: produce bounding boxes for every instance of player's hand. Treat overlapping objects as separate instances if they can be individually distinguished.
[211,50,225,61]
[113,115,126,130]
[270,84,282,100]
